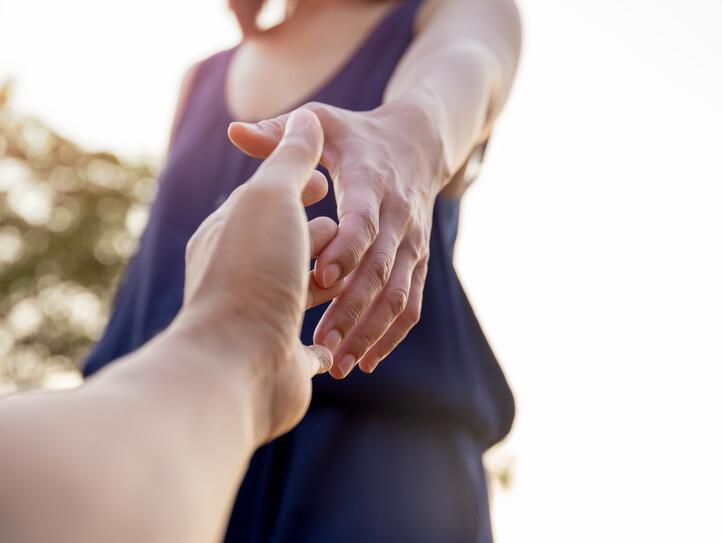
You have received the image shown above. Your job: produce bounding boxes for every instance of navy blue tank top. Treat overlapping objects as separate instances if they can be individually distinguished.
[85,0,514,449]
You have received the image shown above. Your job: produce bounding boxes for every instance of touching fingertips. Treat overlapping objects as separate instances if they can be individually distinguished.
[318,349,333,374]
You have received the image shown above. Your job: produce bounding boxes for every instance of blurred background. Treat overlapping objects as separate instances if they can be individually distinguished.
[1,0,721,541]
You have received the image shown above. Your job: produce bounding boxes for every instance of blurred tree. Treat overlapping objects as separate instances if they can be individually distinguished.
[0,82,156,389]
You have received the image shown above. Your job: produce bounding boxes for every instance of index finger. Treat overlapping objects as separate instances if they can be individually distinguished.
[233,109,323,197]
[314,176,382,288]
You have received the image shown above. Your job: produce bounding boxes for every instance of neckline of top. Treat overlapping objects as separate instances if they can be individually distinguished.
[221,0,416,123]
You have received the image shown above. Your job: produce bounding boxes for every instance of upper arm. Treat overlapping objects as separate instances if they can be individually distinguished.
[386,0,522,135]
[414,0,522,86]
[414,0,522,54]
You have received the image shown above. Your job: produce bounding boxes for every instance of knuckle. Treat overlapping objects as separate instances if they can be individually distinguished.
[386,287,409,318]
[396,197,413,222]
[345,244,366,271]
[339,300,365,330]
[303,102,335,125]
[354,331,377,354]
[411,226,426,247]
[358,209,380,242]
[418,250,430,267]
[410,246,424,263]
[368,254,393,287]
[407,229,428,260]
[350,160,372,179]
[334,242,365,274]
[343,164,385,200]
[369,170,390,200]
[404,302,422,327]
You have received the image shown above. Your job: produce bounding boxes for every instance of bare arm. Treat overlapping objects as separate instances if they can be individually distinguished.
[229,0,522,376]
[0,329,264,543]
[386,0,521,175]
[0,110,333,543]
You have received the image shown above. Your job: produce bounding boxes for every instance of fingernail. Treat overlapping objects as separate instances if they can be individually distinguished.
[322,264,341,288]
[366,356,381,373]
[338,354,356,377]
[323,329,342,353]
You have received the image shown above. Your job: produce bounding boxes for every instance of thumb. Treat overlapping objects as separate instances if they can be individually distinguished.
[245,109,324,195]
[228,113,291,158]
[296,343,334,376]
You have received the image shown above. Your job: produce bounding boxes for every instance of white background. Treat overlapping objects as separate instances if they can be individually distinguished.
[2,0,722,540]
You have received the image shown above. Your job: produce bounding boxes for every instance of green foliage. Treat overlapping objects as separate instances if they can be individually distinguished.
[0,83,157,388]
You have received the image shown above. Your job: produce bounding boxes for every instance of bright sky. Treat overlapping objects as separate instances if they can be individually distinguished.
[2,0,722,541]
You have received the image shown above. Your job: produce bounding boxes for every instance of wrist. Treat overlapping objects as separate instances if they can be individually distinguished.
[376,89,452,193]
[164,305,278,447]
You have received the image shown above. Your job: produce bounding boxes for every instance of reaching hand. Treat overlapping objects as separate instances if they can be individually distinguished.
[183,109,341,442]
[228,101,446,379]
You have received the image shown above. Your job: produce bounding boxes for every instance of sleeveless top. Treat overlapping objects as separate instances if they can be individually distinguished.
[84,0,514,450]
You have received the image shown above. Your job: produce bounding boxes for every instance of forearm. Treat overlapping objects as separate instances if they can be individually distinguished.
[0,108,325,543]
[0,318,264,543]
[383,0,521,183]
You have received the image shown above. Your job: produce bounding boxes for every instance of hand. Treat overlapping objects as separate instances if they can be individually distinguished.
[228,100,448,378]
[182,109,341,442]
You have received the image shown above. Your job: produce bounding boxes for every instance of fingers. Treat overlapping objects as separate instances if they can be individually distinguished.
[246,109,323,196]
[308,216,337,258]
[306,271,344,309]
[306,216,343,309]
[228,113,291,158]
[325,247,417,378]
[357,263,427,374]
[296,342,334,376]
[302,170,329,207]
[312,225,402,350]
[314,181,382,288]
[227,102,337,158]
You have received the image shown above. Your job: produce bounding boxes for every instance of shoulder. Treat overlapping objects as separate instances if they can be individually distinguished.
[168,63,201,149]
[177,47,237,110]
[197,46,239,74]
[184,46,239,93]
[168,46,238,148]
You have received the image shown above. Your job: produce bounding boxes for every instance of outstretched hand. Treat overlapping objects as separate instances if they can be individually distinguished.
[183,109,341,442]
[228,101,446,378]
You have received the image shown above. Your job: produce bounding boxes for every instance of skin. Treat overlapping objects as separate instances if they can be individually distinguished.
[0,111,333,543]
[0,2,521,538]
[227,0,522,378]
